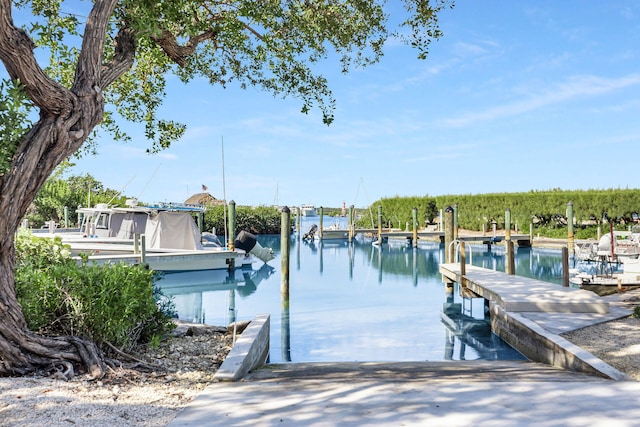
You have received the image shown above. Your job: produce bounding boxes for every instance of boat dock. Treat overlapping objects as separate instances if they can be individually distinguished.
[439,263,609,314]
[330,228,533,246]
[439,263,631,378]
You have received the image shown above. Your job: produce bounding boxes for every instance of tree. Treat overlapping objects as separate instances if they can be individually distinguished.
[0,0,452,378]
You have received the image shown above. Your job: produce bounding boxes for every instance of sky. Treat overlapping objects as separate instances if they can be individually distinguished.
[7,1,640,208]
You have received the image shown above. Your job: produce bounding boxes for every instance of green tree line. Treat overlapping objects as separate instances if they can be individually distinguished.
[356,189,640,238]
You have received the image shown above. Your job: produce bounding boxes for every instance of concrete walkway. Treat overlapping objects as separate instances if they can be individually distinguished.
[169,361,640,426]
[168,288,640,427]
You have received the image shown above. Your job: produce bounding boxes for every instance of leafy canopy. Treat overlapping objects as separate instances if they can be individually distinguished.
[11,0,452,154]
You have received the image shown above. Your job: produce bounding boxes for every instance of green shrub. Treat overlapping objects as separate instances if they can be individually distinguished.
[633,306,640,318]
[14,231,175,353]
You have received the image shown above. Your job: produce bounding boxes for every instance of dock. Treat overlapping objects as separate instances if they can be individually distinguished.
[349,228,533,246]
[439,263,631,379]
[439,263,609,314]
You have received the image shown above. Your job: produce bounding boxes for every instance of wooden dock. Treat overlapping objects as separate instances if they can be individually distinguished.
[353,229,532,246]
[439,263,609,314]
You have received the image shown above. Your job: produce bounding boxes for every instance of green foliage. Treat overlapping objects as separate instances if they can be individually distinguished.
[357,189,640,239]
[634,306,640,318]
[15,231,175,353]
[0,79,33,174]
[26,170,130,228]
[14,1,450,152]
[204,205,281,235]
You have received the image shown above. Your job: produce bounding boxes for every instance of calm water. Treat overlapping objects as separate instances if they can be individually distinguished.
[154,217,570,363]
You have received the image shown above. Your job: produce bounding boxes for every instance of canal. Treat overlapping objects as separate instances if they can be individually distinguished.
[155,219,570,364]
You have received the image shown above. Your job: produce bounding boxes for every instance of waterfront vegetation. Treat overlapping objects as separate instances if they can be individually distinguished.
[14,231,175,354]
[28,173,639,240]
[357,189,640,240]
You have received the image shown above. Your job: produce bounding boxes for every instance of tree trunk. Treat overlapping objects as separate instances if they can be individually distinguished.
[0,118,107,379]
[0,0,127,378]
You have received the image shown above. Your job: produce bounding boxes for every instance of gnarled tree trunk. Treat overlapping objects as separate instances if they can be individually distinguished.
[0,0,133,378]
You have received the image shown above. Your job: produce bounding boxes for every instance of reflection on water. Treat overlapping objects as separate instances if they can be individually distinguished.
[155,218,570,363]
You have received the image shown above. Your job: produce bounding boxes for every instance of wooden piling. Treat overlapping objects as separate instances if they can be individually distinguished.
[444,206,455,264]
[412,207,418,248]
[506,241,515,275]
[505,208,511,242]
[280,207,291,301]
[319,206,324,240]
[228,200,236,251]
[567,202,575,255]
[562,246,569,287]
[460,242,466,288]
[140,234,147,265]
[453,204,459,240]
[377,205,382,243]
[348,205,355,243]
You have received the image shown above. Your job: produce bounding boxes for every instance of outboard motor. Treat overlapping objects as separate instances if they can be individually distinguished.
[234,230,275,263]
[303,224,318,240]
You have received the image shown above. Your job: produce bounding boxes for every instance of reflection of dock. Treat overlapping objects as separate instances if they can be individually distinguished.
[441,302,520,360]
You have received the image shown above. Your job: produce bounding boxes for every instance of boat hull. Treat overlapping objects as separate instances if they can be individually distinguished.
[77,249,250,272]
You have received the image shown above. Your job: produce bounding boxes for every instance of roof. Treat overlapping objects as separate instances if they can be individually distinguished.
[184,193,225,206]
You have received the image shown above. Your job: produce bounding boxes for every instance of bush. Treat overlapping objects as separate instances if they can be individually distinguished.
[14,231,175,353]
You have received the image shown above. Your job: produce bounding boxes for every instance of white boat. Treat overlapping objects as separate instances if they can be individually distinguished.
[573,231,640,263]
[35,201,274,272]
[300,204,318,217]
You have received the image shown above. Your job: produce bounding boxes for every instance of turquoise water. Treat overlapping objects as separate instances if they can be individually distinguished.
[155,217,570,363]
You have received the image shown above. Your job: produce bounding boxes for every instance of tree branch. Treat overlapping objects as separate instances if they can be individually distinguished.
[0,0,74,115]
[72,0,119,95]
[100,27,136,88]
[151,28,217,68]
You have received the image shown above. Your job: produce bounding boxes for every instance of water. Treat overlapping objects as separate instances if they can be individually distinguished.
[154,217,570,363]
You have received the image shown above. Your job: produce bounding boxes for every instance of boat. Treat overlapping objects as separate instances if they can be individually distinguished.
[301,222,350,241]
[300,204,318,217]
[35,201,274,272]
[574,230,640,263]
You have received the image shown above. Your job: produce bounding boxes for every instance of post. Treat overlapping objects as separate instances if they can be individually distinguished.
[134,233,140,254]
[460,241,466,288]
[567,202,575,255]
[349,205,355,243]
[412,207,418,248]
[561,246,569,287]
[505,208,511,242]
[280,207,291,302]
[197,211,204,233]
[444,206,455,264]
[64,206,69,229]
[506,241,515,275]
[319,206,324,240]
[140,234,147,265]
[228,200,236,251]
[377,205,383,244]
[453,204,459,240]
[280,208,291,362]
[295,207,301,238]
[530,223,533,241]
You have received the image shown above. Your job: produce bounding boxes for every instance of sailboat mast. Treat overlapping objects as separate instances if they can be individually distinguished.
[221,136,228,248]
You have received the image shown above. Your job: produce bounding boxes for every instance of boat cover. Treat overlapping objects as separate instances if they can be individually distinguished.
[145,211,203,250]
[108,212,148,238]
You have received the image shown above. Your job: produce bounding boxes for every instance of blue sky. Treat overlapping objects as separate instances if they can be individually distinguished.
[8,1,640,208]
